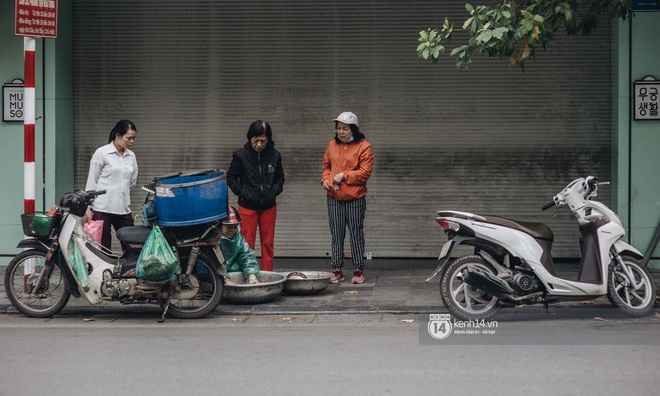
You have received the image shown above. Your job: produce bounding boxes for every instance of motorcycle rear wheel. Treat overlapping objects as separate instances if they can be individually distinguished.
[166,252,223,319]
[440,255,500,321]
[5,249,70,318]
[607,255,656,317]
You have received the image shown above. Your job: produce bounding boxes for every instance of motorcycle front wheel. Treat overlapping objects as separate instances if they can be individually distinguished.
[607,255,656,317]
[440,255,500,321]
[166,252,223,319]
[5,249,70,318]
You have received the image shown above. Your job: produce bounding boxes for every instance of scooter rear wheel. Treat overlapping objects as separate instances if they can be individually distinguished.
[4,249,70,318]
[607,255,656,317]
[440,255,500,321]
[166,252,223,319]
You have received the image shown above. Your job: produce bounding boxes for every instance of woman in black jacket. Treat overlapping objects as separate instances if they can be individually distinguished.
[226,120,285,271]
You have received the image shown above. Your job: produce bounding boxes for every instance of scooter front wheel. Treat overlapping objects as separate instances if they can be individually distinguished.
[440,255,500,321]
[166,252,223,319]
[4,249,70,318]
[607,255,656,317]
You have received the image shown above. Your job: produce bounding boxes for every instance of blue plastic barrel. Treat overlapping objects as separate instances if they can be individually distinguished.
[153,169,228,226]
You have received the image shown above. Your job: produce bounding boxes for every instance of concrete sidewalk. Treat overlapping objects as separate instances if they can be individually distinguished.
[4,257,650,317]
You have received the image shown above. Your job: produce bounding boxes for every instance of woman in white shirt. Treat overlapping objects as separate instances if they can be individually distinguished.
[85,120,139,250]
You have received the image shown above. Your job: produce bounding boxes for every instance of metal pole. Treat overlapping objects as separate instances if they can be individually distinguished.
[23,37,37,283]
[24,36,36,215]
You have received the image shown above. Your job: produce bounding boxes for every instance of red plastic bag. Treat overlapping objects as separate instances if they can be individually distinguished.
[84,219,104,244]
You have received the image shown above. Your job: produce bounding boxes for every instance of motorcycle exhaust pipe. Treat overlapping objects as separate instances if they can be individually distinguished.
[463,265,514,298]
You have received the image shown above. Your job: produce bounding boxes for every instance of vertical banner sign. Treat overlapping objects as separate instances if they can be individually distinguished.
[15,0,58,39]
[634,76,660,121]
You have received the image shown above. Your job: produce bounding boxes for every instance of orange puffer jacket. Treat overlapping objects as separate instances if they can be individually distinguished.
[321,138,374,201]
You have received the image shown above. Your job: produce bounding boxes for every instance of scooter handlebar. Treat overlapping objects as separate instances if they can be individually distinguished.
[82,190,106,200]
[541,201,555,211]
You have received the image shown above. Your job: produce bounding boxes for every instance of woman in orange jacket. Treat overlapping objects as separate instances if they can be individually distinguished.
[321,111,374,284]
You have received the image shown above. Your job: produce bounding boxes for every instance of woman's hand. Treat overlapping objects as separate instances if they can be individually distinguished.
[332,172,344,186]
[85,207,94,223]
[322,179,331,191]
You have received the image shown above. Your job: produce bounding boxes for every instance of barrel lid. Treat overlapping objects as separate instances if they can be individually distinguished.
[152,171,181,181]
[153,169,225,182]
[179,168,223,178]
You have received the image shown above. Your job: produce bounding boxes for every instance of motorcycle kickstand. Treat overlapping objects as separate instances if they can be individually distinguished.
[159,295,172,323]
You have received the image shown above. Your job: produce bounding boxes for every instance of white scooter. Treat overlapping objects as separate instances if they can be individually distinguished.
[427,176,656,321]
[5,189,227,322]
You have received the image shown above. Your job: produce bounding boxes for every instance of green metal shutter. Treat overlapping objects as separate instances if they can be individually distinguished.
[73,0,612,258]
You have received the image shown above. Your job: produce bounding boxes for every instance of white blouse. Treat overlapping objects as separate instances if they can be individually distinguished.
[85,142,138,215]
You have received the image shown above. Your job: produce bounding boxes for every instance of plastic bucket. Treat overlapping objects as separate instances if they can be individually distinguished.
[153,169,228,226]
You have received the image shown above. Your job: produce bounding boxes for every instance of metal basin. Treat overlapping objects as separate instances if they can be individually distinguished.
[281,271,332,295]
[222,271,285,304]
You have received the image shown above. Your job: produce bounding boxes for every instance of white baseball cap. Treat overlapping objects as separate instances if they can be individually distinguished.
[332,111,359,127]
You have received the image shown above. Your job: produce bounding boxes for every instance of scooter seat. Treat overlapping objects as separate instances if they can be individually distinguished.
[481,215,554,240]
[116,225,152,244]
[116,223,219,245]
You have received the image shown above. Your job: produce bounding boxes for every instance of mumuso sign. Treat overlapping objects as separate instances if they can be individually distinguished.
[3,79,24,122]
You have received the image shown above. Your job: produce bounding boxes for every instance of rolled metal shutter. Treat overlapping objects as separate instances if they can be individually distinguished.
[73,0,612,258]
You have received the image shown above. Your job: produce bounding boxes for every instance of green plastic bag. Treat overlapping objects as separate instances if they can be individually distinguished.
[136,226,180,280]
[69,236,90,292]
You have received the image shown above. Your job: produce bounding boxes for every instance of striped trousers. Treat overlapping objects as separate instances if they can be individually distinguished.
[327,195,366,270]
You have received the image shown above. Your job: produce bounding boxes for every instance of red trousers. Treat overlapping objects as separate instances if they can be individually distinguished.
[238,205,277,271]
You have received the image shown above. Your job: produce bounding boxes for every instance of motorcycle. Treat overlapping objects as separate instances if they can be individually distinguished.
[4,189,228,322]
[427,176,656,321]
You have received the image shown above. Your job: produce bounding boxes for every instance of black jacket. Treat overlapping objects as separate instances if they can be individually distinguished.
[227,141,285,211]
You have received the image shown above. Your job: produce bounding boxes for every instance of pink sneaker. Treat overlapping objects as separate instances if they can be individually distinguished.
[351,269,365,284]
[330,269,344,284]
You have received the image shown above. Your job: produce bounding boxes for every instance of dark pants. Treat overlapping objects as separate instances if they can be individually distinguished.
[92,211,134,250]
[327,196,366,270]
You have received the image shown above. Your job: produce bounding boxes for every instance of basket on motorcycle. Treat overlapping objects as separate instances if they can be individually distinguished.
[153,169,228,227]
[21,212,61,238]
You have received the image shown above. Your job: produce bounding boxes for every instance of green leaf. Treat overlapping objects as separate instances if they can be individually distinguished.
[492,27,508,39]
[533,15,544,24]
[502,10,511,18]
[477,30,493,43]
[463,16,474,30]
[416,42,427,52]
[465,3,474,13]
[430,30,438,40]
[419,30,428,40]
[422,49,429,59]
[521,10,533,19]
[450,45,467,56]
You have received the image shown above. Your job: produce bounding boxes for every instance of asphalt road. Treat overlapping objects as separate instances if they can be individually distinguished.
[1,310,659,396]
